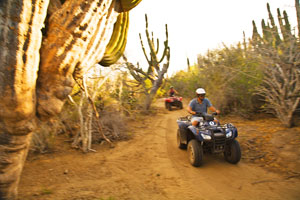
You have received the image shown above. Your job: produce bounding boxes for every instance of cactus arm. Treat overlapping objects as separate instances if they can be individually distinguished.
[127,61,154,83]
[139,33,151,64]
[123,55,154,83]
[267,3,281,46]
[150,32,159,54]
[156,38,159,54]
[120,0,142,12]
[144,14,159,69]
[158,24,169,63]
[99,11,129,66]
[267,3,276,28]
[283,11,291,34]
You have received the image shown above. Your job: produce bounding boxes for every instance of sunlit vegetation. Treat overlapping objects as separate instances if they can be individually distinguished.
[167,2,300,127]
[31,2,300,154]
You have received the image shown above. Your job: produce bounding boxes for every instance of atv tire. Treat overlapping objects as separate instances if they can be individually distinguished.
[179,101,183,109]
[224,140,241,164]
[187,139,203,167]
[177,129,187,149]
[168,103,172,111]
[165,102,168,109]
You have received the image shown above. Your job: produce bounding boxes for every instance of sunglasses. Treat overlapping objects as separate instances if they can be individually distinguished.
[198,94,205,97]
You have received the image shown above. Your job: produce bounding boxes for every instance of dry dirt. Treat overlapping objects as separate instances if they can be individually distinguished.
[18,99,300,200]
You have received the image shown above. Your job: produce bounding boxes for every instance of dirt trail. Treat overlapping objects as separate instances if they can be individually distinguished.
[18,99,300,200]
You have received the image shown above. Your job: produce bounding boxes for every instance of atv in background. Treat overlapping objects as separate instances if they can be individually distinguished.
[164,96,183,111]
[176,112,241,167]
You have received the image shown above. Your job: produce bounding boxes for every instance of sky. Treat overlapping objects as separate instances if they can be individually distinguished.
[124,0,297,75]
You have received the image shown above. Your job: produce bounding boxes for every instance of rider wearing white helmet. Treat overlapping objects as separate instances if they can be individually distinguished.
[187,88,220,126]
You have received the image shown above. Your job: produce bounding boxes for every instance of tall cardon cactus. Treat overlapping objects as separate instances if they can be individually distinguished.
[0,0,142,199]
[125,14,170,110]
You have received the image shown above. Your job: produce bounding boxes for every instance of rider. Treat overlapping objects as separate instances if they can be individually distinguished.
[187,88,220,127]
[168,86,178,97]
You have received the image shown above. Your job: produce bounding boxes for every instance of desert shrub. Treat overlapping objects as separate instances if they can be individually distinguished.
[30,118,65,153]
[168,45,263,118]
[29,67,134,154]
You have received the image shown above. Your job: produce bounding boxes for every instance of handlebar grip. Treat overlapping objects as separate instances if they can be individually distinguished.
[195,112,203,116]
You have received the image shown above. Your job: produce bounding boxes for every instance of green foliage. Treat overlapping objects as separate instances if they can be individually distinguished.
[167,68,200,98]
[202,47,263,115]
[168,45,263,116]
[110,72,141,113]
[167,2,299,124]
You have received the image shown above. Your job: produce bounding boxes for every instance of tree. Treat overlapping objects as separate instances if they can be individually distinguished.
[0,0,141,199]
[124,14,170,110]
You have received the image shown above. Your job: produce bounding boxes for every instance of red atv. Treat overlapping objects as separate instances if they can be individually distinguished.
[164,96,183,111]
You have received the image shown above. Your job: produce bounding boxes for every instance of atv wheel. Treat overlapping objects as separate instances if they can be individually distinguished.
[177,129,187,149]
[179,101,183,109]
[168,103,172,111]
[165,102,168,109]
[224,140,241,164]
[187,139,203,167]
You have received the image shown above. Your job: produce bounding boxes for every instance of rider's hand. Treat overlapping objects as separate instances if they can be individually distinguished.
[216,110,220,114]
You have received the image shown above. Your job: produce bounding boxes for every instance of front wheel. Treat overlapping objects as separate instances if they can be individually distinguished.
[168,103,172,111]
[179,101,183,109]
[224,140,241,164]
[187,139,203,167]
[177,129,187,149]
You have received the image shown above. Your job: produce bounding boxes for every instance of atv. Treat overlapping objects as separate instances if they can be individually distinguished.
[176,112,241,167]
[164,96,183,111]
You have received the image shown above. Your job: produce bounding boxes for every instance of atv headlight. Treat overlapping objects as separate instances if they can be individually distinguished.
[201,133,211,140]
[226,131,232,138]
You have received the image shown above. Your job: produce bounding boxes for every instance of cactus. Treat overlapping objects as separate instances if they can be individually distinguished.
[120,0,143,12]
[0,0,142,199]
[251,20,261,47]
[140,14,170,71]
[124,14,170,110]
[99,11,129,66]
[277,9,293,44]
[296,0,300,39]
[266,3,281,46]
[250,2,300,128]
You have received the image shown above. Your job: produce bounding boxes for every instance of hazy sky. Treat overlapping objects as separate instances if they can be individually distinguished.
[124,0,297,75]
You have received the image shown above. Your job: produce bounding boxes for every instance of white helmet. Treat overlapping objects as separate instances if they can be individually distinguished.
[196,88,206,95]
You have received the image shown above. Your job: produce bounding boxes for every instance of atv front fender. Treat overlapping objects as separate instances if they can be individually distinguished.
[188,126,203,141]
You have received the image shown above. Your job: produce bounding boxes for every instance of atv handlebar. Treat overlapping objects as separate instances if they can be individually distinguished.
[194,112,218,117]
[212,112,218,116]
[194,112,203,117]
